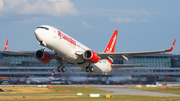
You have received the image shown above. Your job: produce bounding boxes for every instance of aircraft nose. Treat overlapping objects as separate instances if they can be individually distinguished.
[34,29,41,41]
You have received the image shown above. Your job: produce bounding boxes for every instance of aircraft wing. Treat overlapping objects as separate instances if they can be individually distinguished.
[4,39,62,60]
[4,40,34,56]
[4,50,34,56]
[111,64,148,68]
[98,39,176,61]
[4,49,58,60]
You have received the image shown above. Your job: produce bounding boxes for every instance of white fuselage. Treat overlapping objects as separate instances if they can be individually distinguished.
[26,77,55,84]
[68,76,99,83]
[35,25,112,73]
[107,76,132,83]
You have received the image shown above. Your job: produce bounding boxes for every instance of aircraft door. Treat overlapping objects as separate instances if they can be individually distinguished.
[53,30,58,38]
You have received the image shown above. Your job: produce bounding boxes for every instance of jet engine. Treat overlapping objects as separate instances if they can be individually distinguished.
[83,50,99,63]
[35,50,51,63]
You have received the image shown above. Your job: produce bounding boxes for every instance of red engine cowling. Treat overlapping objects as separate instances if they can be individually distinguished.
[35,50,51,63]
[83,50,99,63]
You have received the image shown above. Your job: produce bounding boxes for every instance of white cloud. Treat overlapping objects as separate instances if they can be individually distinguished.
[110,17,135,23]
[0,0,3,10]
[82,21,92,28]
[0,0,78,17]
[88,8,151,17]
[110,17,149,23]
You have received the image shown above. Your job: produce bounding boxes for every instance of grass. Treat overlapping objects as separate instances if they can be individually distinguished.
[0,85,112,94]
[0,86,53,94]
[132,86,180,94]
[1,85,180,101]
[43,86,112,94]
[0,95,180,101]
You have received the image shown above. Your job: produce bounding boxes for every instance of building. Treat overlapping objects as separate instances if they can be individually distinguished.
[0,51,180,83]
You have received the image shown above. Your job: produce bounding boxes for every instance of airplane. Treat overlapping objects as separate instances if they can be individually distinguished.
[68,76,89,84]
[107,70,133,84]
[86,73,99,83]
[68,73,99,84]
[26,70,56,84]
[4,25,176,74]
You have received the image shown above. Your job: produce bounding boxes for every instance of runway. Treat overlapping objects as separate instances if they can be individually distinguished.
[88,85,180,97]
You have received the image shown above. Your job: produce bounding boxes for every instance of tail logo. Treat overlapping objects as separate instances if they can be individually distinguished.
[104,30,118,53]
[50,70,55,77]
[106,35,117,53]
[128,70,133,77]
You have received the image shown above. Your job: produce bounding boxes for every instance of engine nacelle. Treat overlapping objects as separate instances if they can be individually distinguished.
[83,50,99,63]
[35,50,51,63]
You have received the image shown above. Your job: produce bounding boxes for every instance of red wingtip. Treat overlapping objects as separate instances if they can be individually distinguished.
[166,39,176,52]
[4,39,8,51]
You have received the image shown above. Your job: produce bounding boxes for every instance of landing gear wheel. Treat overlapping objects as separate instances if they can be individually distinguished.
[86,66,89,72]
[62,66,66,72]
[89,66,93,72]
[58,66,62,72]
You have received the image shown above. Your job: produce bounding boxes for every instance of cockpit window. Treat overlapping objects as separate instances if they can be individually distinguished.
[37,27,49,30]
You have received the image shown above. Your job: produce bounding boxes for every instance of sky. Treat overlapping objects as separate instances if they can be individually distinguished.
[0,0,179,55]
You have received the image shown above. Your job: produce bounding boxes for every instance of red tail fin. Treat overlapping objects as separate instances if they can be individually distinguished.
[50,70,55,77]
[4,39,8,51]
[104,30,118,53]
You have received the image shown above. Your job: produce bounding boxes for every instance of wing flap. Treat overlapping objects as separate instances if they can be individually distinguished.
[5,50,34,56]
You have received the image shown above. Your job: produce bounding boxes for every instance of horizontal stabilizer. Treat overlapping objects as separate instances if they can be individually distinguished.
[112,64,148,68]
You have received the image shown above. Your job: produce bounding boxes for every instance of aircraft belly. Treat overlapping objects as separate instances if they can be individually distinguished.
[77,61,112,74]
[93,62,112,73]
[66,50,85,64]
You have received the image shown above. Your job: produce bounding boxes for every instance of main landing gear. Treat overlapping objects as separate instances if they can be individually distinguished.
[58,66,66,72]
[57,60,66,72]
[86,66,93,72]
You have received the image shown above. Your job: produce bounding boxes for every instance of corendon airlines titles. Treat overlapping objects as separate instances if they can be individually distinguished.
[58,31,76,46]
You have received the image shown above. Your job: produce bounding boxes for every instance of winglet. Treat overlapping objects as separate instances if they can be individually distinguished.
[4,39,9,51]
[166,39,176,52]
